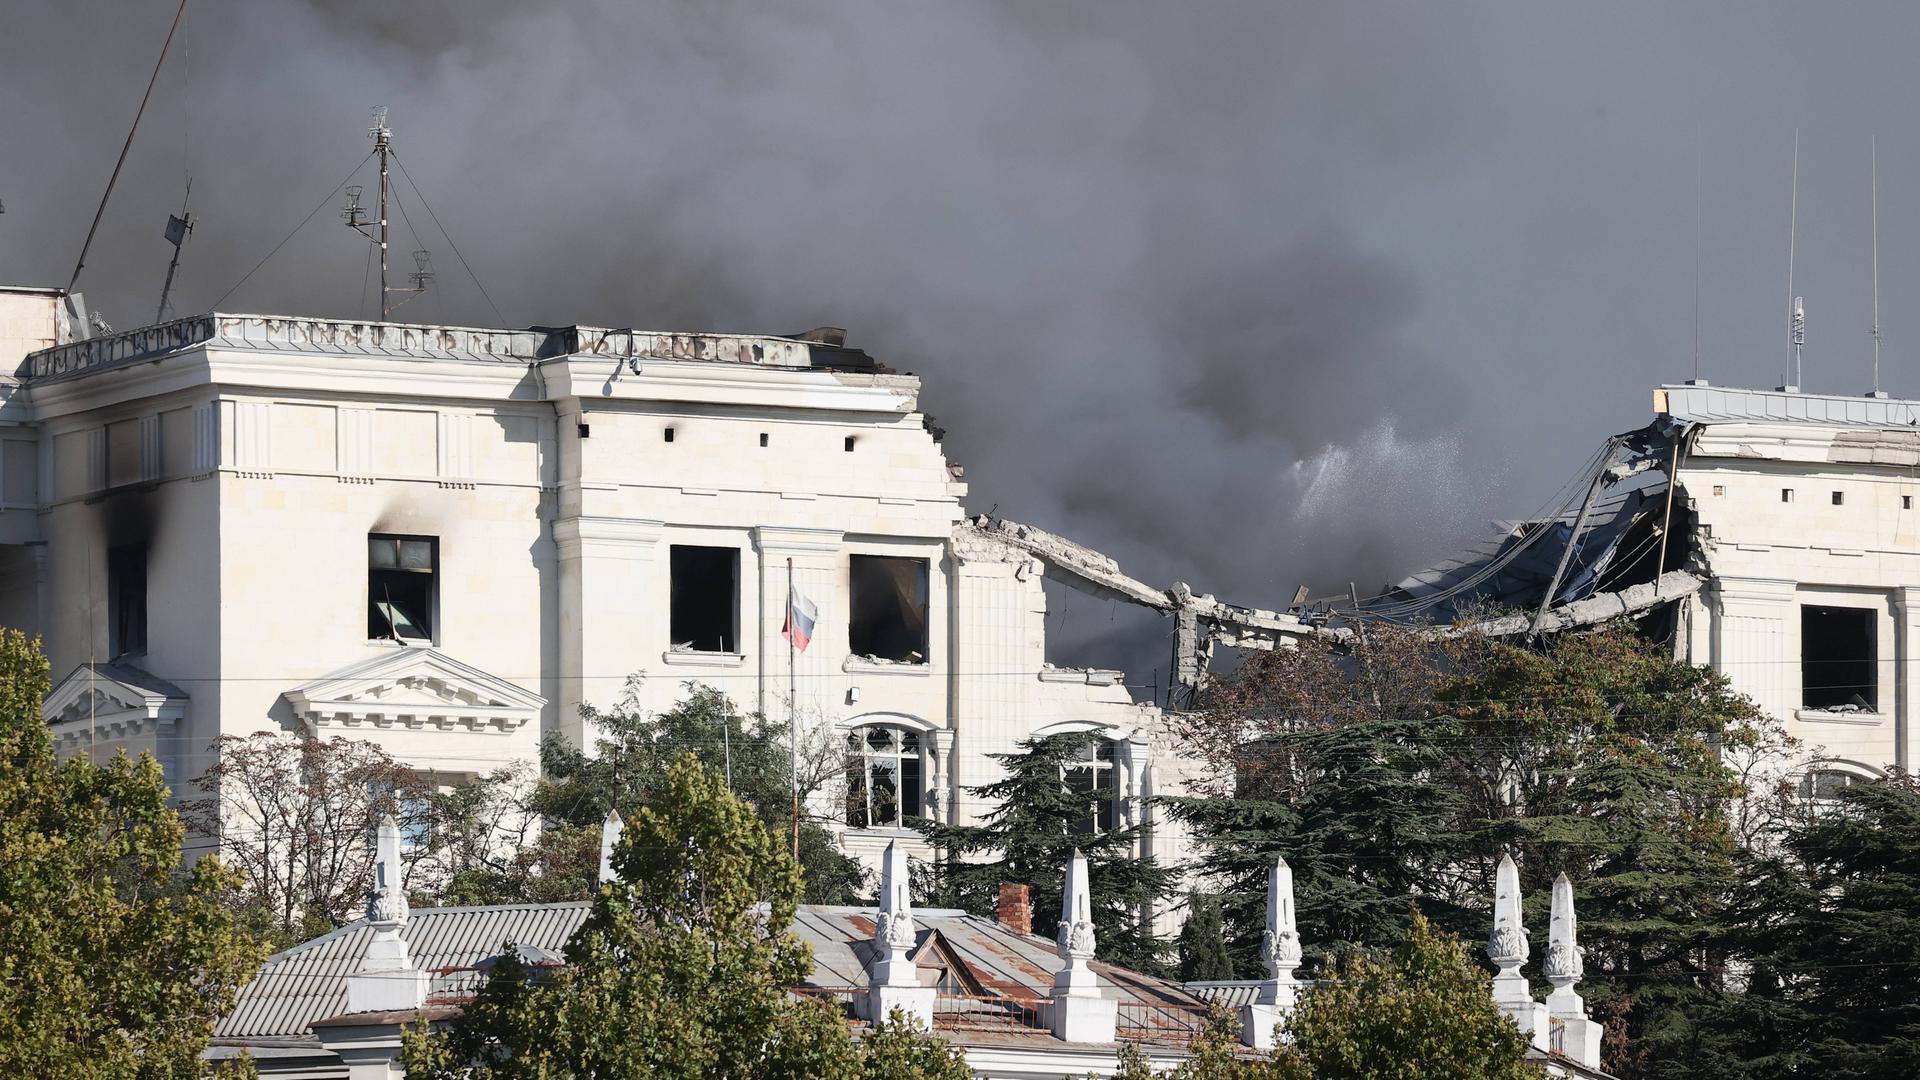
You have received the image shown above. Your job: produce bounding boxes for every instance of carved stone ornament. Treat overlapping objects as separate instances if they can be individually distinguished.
[1261,927,1303,970]
[1057,918,1097,961]
[877,909,916,951]
[1487,918,1528,967]
[1544,939,1583,982]
[369,883,408,928]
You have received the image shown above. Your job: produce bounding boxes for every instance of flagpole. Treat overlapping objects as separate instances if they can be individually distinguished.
[788,556,800,862]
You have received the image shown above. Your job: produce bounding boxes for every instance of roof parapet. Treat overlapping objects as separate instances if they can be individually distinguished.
[21,312,858,383]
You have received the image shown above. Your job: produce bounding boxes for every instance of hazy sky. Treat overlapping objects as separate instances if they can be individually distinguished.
[4,2,1916,676]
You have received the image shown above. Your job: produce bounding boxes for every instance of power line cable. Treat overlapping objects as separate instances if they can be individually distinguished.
[390,150,506,326]
[210,151,375,310]
[66,0,192,295]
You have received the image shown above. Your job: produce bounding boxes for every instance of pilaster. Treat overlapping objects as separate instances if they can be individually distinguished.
[1893,587,1920,772]
[554,515,662,747]
[752,527,842,728]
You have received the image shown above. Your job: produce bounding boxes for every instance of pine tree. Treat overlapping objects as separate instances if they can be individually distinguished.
[1178,893,1235,982]
[0,629,265,1077]
[1674,776,1920,1080]
[1438,628,1770,1072]
[917,731,1178,973]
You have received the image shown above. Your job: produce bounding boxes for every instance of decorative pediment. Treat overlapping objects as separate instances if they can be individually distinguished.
[284,649,546,735]
[42,662,189,751]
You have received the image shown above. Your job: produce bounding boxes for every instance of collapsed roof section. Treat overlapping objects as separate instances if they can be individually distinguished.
[1321,421,1702,637]
[955,517,1314,704]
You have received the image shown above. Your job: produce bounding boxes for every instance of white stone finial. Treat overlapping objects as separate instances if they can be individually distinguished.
[1543,872,1582,989]
[867,840,934,1028]
[874,840,919,974]
[1487,853,1548,1053]
[1055,848,1098,978]
[599,809,624,885]
[1049,848,1115,1043]
[367,815,409,934]
[1486,853,1528,972]
[346,813,427,1014]
[1543,872,1602,1069]
[1242,854,1304,1049]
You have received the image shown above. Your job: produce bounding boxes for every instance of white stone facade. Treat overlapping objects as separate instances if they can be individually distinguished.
[0,293,1184,878]
[1660,385,1920,787]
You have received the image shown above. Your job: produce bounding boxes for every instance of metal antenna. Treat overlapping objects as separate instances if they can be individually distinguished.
[155,177,193,323]
[1872,136,1883,396]
[1786,128,1800,390]
[1693,135,1702,381]
[341,107,428,318]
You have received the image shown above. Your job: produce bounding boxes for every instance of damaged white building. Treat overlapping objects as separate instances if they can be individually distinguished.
[0,285,1306,881]
[1340,382,1920,794]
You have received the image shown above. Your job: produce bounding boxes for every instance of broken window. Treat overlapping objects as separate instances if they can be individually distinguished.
[1802,605,1877,711]
[108,544,147,658]
[1063,737,1119,835]
[669,545,739,653]
[845,725,923,828]
[368,535,436,643]
[848,554,929,662]
[1798,768,1863,820]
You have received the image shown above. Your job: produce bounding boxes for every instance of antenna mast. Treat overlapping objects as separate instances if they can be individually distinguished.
[155,179,193,323]
[1786,128,1801,391]
[1872,136,1883,396]
[342,107,428,319]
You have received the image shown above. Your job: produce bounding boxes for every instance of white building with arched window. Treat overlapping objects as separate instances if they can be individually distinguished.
[0,289,1204,891]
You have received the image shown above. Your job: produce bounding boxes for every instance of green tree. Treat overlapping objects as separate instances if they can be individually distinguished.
[1163,624,1482,971]
[0,628,265,1078]
[405,755,961,1079]
[531,681,867,905]
[1272,912,1542,1080]
[1675,775,1920,1080]
[859,1011,973,1080]
[917,731,1178,973]
[1179,893,1235,981]
[1437,627,1771,1071]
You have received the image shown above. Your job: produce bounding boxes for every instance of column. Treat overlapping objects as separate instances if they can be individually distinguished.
[554,516,661,748]
[1893,587,1920,773]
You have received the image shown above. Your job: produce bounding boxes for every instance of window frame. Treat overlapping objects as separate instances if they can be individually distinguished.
[1062,737,1120,836]
[668,544,742,654]
[107,543,148,659]
[844,724,926,829]
[368,534,440,645]
[847,553,931,664]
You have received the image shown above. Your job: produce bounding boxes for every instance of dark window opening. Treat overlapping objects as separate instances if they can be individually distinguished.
[663,427,675,443]
[759,432,769,447]
[844,436,856,452]
[1064,738,1118,835]
[577,422,591,438]
[1833,491,1845,506]
[845,726,923,827]
[669,545,739,652]
[1802,605,1876,711]
[108,544,147,658]
[1783,488,1795,503]
[1905,495,1913,510]
[849,554,929,662]
[369,535,437,642]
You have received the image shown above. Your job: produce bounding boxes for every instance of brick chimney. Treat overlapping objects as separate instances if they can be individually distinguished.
[996,883,1032,936]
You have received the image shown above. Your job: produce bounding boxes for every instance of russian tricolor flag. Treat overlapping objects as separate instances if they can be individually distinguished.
[782,584,818,652]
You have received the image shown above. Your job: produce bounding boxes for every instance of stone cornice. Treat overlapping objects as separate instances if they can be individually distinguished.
[753,525,845,556]
[553,516,664,561]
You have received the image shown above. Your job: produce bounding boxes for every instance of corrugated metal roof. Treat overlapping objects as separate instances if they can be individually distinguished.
[222,902,1207,1043]
[1658,383,1920,427]
[217,902,590,1041]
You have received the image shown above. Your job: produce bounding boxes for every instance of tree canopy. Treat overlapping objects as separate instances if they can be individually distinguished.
[917,730,1178,973]
[403,754,967,1079]
[0,628,264,1078]
[1164,622,1778,1076]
